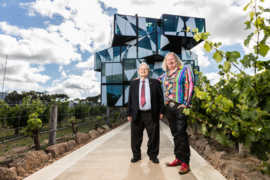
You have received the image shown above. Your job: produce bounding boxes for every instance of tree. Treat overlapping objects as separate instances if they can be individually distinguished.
[25,112,42,150]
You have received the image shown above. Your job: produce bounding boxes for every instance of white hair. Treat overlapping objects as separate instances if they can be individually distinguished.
[162,52,183,71]
[138,62,150,70]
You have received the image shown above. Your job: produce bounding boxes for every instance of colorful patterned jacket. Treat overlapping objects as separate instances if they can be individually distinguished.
[157,66,194,107]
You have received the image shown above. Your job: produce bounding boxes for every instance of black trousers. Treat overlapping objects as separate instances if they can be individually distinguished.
[131,111,160,159]
[167,105,190,165]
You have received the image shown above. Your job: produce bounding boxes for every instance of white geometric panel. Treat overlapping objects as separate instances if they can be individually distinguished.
[151,71,159,78]
[102,86,107,106]
[186,18,196,37]
[125,39,137,46]
[138,47,154,58]
[126,46,137,58]
[116,15,126,35]
[160,35,170,49]
[126,16,136,25]
[136,59,141,67]
[150,39,156,51]
[176,18,185,36]
[124,85,130,104]
[107,48,113,60]
[105,64,113,76]
[125,20,136,36]
[138,17,147,31]
[154,62,162,69]
[115,95,123,106]
[164,32,176,35]
[125,69,136,80]
[113,63,122,75]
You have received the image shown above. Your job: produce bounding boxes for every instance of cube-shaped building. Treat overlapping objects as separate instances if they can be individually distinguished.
[94,14,205,107]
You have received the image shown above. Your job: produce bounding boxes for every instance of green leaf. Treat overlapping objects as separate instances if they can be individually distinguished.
[241,109,250,120]
[219,115,233,125]
[244,21,251,29]
[186,26,190,32]
[204,41,212,52]
[243,3,251,11]
[249,11,255,19]
[265,8,270,12]
[224,61,231,72]
[216,133,229,146]
[250,108,259,121]
[201,123,210,137]
[213,51,223,63]
[244,33,254,47]
[259,44,270,57]
[240,54,255,68]
[260,0,264,2]
[194,32,201,42]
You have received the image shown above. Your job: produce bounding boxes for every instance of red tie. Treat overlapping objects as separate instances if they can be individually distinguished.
[141,80,145,107]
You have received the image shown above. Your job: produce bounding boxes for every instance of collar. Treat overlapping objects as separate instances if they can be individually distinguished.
[166,66,182,76]
[140,77,149,82]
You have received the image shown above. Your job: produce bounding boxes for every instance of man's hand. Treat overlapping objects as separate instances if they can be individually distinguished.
[159,114,163,119]
[177,104,186,109]
[127,117,132,122]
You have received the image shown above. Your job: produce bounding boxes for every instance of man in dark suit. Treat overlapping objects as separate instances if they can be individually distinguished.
[127,62,164,164]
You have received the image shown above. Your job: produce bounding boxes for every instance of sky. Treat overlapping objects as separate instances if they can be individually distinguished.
[0,0,269,99]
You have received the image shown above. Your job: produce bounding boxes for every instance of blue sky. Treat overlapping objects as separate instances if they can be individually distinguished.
[0,0,269,99]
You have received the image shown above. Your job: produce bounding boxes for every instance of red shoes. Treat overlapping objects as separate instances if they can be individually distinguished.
[179,163,190,174]
[165,159,182,166]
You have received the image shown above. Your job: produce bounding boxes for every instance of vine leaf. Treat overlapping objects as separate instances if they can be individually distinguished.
[213,51,223,63]
[216,133,229,146]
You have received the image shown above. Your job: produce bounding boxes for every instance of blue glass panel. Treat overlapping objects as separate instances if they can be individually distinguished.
[195,18,205,32]
[106,85,123,106]
[99,50,106,62]
[113,46,121,62]
[94,53,101,70]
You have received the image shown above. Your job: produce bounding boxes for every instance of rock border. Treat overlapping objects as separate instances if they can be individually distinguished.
[0,120,128,180]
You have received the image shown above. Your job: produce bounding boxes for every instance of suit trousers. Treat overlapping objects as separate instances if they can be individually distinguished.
[167,105,190,165]
[131,111,160,159]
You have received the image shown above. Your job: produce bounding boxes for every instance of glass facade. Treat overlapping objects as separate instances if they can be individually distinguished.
[96,13,205,106]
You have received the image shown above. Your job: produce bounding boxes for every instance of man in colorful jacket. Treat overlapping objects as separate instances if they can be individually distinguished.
[158,52,194,174]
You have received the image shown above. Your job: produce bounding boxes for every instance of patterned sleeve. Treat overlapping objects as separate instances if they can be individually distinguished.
[183,68,194,107]
[157,73,165,84]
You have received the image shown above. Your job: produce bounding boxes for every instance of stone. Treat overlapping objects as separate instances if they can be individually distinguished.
[189,135,199,146]
[45,143,69,158]
[204,145,212,158]
[218,160,249,179]
[194,138,208,151]
[66,140,76,151]
[74,132,90,145]
[102,125,111,131]
[116,121,121,126]
[14,150,50,177]
[0,167,17,180]
[210,151,227,165]
[241,171,270,180]
[89,130,99,139]
[97,128,105,134]
[9,167,17,177]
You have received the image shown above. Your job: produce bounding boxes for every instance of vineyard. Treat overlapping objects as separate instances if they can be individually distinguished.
[183,0,270,175]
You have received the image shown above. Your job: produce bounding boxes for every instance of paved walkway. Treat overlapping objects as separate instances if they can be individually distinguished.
[25,121,226,180]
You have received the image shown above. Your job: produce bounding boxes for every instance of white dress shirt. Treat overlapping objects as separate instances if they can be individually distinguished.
[139,78,151,110]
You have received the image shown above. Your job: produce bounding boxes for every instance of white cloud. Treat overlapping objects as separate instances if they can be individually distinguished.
[76,55,94,69]
[204,72,222,85]
[1,3,6,7]
[0,55,51,91]
[191,43,210,67]
[59,65,63,72]
[61,71,67,78]
[47,70,100,99]
[0,24,81,65]
[44,21,50,26]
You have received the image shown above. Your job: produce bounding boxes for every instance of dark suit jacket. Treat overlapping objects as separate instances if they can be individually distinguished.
[127,78,165,122]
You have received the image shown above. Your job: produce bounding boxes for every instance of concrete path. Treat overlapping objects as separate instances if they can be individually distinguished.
[25,121,226,180]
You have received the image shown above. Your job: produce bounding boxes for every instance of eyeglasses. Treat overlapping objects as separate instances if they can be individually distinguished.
[139,69,149,71]
[167,58,175,62]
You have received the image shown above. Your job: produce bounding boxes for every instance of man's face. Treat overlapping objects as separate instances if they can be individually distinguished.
[138,64,149,78]
[166,54,177,70]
